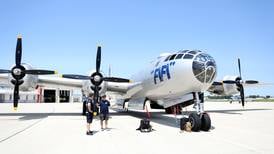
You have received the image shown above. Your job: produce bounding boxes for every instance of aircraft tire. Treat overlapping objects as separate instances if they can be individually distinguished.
[180,117,189,130]
[201,113,211,131]
[189,113,201,131]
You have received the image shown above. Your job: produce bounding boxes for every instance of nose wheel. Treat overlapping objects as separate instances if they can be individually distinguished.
[201,113,211,131]
[188,113,201,131]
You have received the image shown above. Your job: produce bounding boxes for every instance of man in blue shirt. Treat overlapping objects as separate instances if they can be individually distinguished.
[98,95,110,130]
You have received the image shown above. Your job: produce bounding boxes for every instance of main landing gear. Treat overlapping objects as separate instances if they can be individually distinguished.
[180,92,211,132]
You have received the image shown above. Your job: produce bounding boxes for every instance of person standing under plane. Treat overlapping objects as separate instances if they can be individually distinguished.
[86,93,94,135]
[98,95,110,130]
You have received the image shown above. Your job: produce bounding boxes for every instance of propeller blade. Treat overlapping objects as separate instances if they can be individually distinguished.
[15,35,22,66]
[96,46,101,73]
[238,58,242,79]
[223,80,237,84]
[13,84,20,110]
[62,74,91,80]
[92,85,100,115]
[103,77,130,82]
[245,80,259,84]
[24,69,57,75]
[97,86,100,102]
[0,69,11,74]
[239,84,245,107]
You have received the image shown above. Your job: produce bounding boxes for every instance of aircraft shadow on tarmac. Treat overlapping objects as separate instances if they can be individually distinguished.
[0,110,182,129]
[111,109,188,129]
[0,108,271,129]
[110,108,272,129]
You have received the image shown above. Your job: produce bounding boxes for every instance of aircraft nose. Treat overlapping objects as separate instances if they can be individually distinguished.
[192,53,217,84]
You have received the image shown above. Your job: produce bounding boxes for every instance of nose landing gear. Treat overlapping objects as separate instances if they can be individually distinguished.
[180,112,211,132]
[180,92,211,132]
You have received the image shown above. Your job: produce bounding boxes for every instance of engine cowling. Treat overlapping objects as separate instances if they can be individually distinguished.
[222,75,240,95]
[81,76,107,97]
[8,63,38,91]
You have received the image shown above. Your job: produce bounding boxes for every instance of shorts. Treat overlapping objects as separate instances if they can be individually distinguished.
[86,112,93,123]
[100,114,109,121]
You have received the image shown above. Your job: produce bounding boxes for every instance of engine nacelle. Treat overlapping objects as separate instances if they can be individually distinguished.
[222,75,240,95]
[8,63,38,91]
[82,80,107,96]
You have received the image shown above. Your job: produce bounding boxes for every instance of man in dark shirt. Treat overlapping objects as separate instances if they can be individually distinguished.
[98,95,110,130]
[86,93,94,135]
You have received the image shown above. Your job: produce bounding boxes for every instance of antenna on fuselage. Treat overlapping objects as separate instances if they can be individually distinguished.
[108,64,111,77]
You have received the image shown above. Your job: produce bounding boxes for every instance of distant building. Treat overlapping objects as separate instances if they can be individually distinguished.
[0,84,82,103]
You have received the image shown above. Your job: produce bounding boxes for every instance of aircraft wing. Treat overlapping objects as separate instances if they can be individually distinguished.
[207,80,270,95]
[106,81,143,98]
[1,74,82,88]
[38,76,82,89]
[242,82,272,88]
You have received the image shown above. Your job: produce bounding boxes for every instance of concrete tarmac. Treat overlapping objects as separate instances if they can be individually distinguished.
[0,101,274,154]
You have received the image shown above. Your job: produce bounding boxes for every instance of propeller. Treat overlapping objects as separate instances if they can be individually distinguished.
[223,58,258,107]
[0,35,57,110]
[62,46,130,107]
[222,58,245,107]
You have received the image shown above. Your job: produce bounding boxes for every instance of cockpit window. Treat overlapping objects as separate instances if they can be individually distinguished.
[169,54,177,60]
[192,53,217,83]
[175,54,184,59]
[188,50,197,55]
[193,61,205,75]
[183,54,194,59]
[164,55,171,62]
[178,50,188,53]
[205,67,215,82]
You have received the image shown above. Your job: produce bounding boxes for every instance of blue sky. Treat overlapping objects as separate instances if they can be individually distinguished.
[0,0,273,96]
